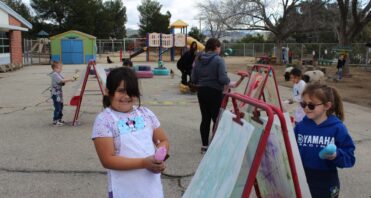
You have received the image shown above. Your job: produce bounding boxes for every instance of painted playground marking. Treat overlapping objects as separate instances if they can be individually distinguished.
[142,100,198,106]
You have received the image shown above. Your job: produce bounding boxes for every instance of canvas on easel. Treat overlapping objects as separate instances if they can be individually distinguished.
[241,65,283,113]
[182,109,255,198]
[237,65,310,197]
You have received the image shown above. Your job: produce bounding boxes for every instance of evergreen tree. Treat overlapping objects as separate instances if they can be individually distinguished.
[102,0,127,39]
[2,0,32,22]
[30,0,127,39]
[64,0,101,35]
[137,0,171,37]
[31,0,71,31]
[188,27,206,43]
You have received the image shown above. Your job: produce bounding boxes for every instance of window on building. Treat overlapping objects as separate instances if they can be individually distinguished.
[0,31,10,54]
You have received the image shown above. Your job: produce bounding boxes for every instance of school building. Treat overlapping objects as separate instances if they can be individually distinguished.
[0,1,32,67]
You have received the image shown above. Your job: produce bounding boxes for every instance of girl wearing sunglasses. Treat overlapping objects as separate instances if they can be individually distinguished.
[294,83,355,198]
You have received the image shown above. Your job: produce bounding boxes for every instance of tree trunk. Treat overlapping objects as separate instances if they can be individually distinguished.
[276,41,283,65]
[338,34,351,76]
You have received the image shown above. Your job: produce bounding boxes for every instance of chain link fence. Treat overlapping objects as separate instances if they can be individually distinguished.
[222,42,369,65]
[23,38,369,66]
[23,39,51,65]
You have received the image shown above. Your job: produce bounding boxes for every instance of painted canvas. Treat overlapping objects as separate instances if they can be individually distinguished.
[241,70,265,113]
[183,110,255,198]
[257,113,311,197]
[242,66,282,113]
[262,69,281,108]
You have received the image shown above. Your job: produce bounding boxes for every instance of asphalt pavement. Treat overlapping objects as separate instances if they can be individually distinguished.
[0,62,370,197]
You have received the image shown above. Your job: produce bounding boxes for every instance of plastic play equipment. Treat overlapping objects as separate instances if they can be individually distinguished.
[133,65,154,78]
[144,20,204,64]
[153,60,169,75]
[186,36,205,51]
[129,47,147,60]
[224,48,233,56]
[146,32,171,75]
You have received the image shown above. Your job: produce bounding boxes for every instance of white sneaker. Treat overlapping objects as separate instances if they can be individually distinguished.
[201,146,208,154]
[53,121,64,127]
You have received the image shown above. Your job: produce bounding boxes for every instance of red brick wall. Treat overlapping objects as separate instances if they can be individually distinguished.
[9,31,23,64]
[9,15,22,26]
[8,15,23,65]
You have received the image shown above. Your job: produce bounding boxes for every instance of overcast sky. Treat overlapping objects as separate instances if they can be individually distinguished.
[22,0,201,30]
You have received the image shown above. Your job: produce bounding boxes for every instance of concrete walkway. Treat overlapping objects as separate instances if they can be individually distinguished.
[0,62,370,197]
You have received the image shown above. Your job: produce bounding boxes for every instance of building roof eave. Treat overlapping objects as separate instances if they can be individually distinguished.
[50,30,96,40]
[0,1,32,29]
[0,24,29,32]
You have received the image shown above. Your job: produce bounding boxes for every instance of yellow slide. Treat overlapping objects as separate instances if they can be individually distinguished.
[187,36,205,51]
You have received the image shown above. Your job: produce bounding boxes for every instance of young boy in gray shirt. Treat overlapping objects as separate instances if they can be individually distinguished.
[50,61,76,126]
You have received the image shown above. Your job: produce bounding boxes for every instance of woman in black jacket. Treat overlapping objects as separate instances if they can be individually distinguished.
[177,41,198,85]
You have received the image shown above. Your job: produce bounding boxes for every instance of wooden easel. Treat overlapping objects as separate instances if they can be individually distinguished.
[70,60,105,126]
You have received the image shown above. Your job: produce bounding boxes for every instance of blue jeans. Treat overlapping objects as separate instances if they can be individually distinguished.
[52,95,63,121]
[338,68,343,80]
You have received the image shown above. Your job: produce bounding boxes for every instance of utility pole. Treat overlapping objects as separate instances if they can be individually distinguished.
[194,16,205,32]
[199,17,202,32]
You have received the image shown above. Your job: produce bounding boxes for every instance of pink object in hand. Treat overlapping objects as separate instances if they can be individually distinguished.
[154,146,167,161]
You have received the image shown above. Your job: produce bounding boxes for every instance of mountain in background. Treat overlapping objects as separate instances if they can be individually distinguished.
[126,28,139,37]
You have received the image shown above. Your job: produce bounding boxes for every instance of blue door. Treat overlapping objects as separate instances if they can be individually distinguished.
[61,39,84,64]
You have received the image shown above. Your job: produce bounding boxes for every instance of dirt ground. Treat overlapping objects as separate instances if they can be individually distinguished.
[96,54,371,108]
[224,56,371,108]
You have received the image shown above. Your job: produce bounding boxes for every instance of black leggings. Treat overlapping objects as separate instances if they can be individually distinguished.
[197,87,224,146]
[181,69,191,85]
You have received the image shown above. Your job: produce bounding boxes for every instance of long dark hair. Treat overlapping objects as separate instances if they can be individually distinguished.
[103,67,141,108]
[302,83,344,121]
[190,41,197,55]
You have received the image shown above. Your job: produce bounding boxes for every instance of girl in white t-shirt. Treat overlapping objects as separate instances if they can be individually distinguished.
[92,67,169,198]
[288,68,306,123]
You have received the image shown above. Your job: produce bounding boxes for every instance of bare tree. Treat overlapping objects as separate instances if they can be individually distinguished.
[198,0,229,39]
[211,0,304,64]
[332,0,371,75]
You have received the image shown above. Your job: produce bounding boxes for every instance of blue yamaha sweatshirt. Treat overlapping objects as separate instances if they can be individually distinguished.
[294,115,356,170]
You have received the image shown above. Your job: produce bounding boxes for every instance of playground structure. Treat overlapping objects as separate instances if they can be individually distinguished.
[122,20,205,63]
[23,31,51,65]
[141,20,205,75]
[28,31,50,55]
[133,65,154,78]
[29,38,50,54]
